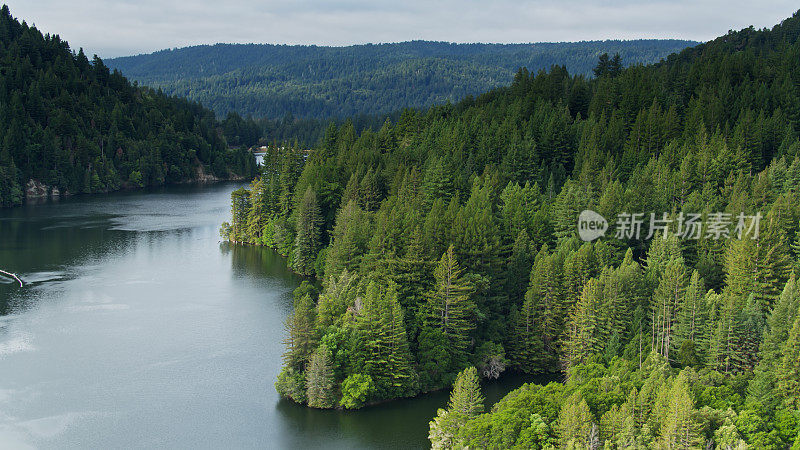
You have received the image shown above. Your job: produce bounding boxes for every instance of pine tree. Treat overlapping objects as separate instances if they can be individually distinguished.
[305,343,336,408]
[656,370,702,448]
[428,366,484,450]
[512,245,564,372]
[673,270,708,365]
[283,293,318,371]
[563,278,603,370]
[777,307,800,408]
[293,187,322,276]
[651,258,687,361]
[748,273,800,407]
[423,245,476,365]
[557,391,594,448]
[356,281,418,399]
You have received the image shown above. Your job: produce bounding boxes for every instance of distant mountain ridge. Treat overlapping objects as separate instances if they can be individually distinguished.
[107,40,698,120]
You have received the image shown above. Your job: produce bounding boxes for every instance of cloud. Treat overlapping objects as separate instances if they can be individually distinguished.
[5,0,798,58]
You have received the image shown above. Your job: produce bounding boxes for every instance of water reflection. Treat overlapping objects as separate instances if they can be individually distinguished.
[0,183,551,449]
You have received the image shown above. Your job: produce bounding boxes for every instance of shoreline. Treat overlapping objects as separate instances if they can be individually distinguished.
[15,176,248,208]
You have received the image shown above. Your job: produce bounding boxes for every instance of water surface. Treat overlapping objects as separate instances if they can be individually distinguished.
[0,184,536,449]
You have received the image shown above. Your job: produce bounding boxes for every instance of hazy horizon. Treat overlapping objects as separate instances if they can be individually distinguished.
[3,0,796,59]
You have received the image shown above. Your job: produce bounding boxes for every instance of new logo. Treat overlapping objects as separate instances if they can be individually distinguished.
[578,210,608,242]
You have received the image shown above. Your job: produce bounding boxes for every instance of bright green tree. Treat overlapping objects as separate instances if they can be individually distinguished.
[305,344,336,408]
[423,245,476,366]
[428,366,484,450]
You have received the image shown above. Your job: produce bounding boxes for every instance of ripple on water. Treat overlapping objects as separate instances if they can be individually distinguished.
[0,334,35,356]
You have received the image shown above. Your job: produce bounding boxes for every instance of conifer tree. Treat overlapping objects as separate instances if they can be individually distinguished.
[305,344,336,408]
[428,366,484,450]
[723,217,791,311]
[651,258,687,361]
[356,282,418,399]
[423,245,476,365]
[279,294,318,372]
[777,308,800,408]
[557,391,595,448]
[513,245,564,371]
[748,273,800,406]
[324,200,372,277]
[656,370,702,448]
[229,187,251,242]
[563,278,603,369]
[293,187,322,275]
[562,241,597,307]
[673,270,708,365]
[506,229,534,305]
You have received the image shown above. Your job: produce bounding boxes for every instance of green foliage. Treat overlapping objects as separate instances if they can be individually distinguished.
[778,309,800,408]
[292,187,322,275]
[339,373,375,409]
[428,366,484,450]
[209,11,800,444]
[108,40,696,120]
[421,245,476,386]
[275,367,307,404]
[0,6,255,207]
[473,341,508,380]
[305,344,336,408]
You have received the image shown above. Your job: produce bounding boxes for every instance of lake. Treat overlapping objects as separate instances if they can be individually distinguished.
[0,183,539,449]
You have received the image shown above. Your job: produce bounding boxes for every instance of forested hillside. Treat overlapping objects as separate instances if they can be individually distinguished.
[223,9,800,448]
[0,6,257,207]
[107,40,696,120]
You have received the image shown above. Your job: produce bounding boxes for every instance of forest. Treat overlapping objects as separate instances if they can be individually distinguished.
[222,10,800,449]
[107,40,695,120]
[0,6,258,207]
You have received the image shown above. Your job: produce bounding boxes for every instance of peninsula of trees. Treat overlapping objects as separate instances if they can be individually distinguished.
[0,6,257,207]
[223,10,800,447]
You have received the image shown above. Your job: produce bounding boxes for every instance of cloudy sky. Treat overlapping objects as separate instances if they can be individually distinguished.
[5,0,798,58]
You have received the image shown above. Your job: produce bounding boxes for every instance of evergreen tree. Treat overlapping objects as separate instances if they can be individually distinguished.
[563,278,603,370]
[293,187,322,275]
[423,245,476,367]
[673,270,708,366]
[282,293,318,371]
[428,366,484,450]
[306,344,336,408]
[656,370,703,448]
[557,391,595,448]
[512,244,564,372]
[324,200,372,277]
[651,258,687,361]
[777,307,800,408]
[748,273,800,407]
[356,282,418,399]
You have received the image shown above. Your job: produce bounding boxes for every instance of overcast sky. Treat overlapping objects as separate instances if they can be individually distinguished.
[5,1,798,58]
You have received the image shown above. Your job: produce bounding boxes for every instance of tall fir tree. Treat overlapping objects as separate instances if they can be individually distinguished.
[777,306,800,408]
[422,245,476,367]
[306,344,336,408]
[748,273,800,407]
[428,366,484,450]
[293,187,323,276]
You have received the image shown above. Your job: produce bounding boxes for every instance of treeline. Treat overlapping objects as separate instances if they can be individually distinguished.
[0,6,257,207]
[222,10,800,447]
[108,40,696,120]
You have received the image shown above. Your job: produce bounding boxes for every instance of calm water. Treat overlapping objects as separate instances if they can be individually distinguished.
[0,183,537,449]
